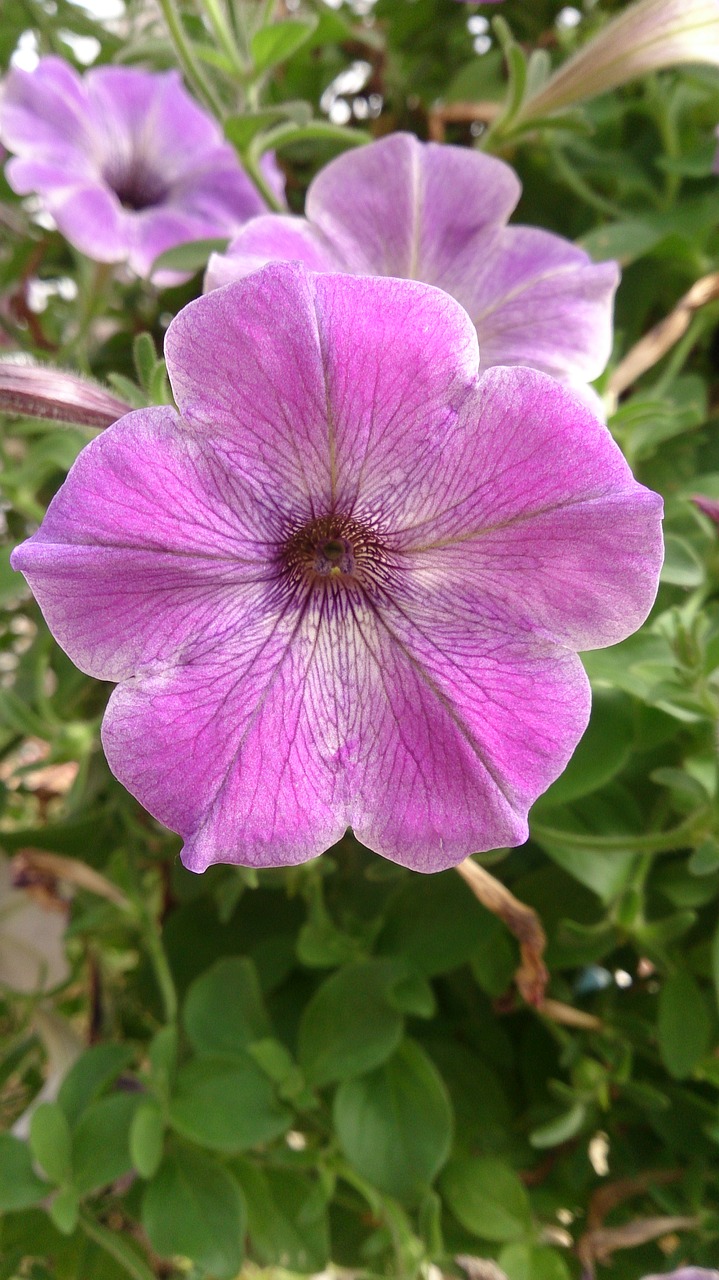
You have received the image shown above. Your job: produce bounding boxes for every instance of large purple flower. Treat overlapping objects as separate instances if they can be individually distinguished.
[0,58,282,283]
[12,265,663,873]
[206,133,619,394]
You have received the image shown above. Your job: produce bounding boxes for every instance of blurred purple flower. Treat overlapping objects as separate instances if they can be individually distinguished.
[0,57,283,283]
[206,133,618,396]
[12,264,663,873]
[693,494,719,524]
[642,1272,719,1280]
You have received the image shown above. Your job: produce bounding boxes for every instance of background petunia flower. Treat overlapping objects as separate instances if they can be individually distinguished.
[641,1272,719,1280]
[12,264,663,874]
[205,133,619,396]
[0,57,283,283]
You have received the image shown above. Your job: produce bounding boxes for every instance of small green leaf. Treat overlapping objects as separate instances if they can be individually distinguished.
[130,1101,165,1179]
[233,1159,330,1273]
[658,971,711,1079]
[29,1102,73,1185]
[184,957,271,1057]
[169,1054,292,1151]
[251,19,317,74]
[498,1242,571,1280]
[151,238,229,276]
[0,1134,49,1211]
[49,1186,80,1236]
[441,1155,532,1242]
[72,1093,142,1194]
[57,1043,134,1126]
[334,1039,453,1201]
[132,332,157,394]
[298,959,404,1087]
[142,1148,246,1278]
[529,1102,587,1149]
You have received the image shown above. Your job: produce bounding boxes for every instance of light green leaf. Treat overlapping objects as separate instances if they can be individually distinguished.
[251,19,317,73]
[183,957,271,1057]
[0,1134,49,1211]
[29,1102,73,1185]
[658,971,711,1079]
[169,1054,292,1151]
[441,1155,532,1242]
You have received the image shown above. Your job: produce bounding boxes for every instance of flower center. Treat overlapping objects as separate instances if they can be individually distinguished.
[280,513,390,595]
[103,158,170,212]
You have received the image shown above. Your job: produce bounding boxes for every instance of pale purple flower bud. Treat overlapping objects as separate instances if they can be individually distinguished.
[0,58,284,283]
[11,265,664,874]
[518,0,719,123]
[0,358,129,428]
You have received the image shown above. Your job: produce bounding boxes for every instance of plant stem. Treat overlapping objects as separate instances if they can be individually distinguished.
[78,1210,155,1280]
[157,0,224,118]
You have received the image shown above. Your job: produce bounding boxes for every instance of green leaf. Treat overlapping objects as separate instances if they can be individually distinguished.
[29,1102,73,1185]
[132,333,157,394]
[251,18,317,74]
[0,1134,49,1211]
[49,1185,80,1236]
[130,1101,165,1180]
[377,871,497,976]
[142,1148,246,1278]
[233,1159,330,1273]
[658,971,711,1079]
[334,1039,453,1201]
[57,1043,134,1126]
[151,237,229,276]
[168,1054,292,1151]
[183,957,271,1057]
[72,1093,142,1194]
[529,1102,587,1149]
[225,102,312,150]
[534,690,634,810]
[498,1242,572,1280]
[441,1155,532,1242]
[298,959,404,1087]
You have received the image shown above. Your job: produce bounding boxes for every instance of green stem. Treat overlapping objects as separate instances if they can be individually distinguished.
[532,812,705,856]
[142,909,178,1025]
[157,0,224,118]
[199,0,249,75]
[78,1210,155,1280]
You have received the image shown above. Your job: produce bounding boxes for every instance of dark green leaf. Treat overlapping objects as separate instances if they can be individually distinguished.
[142,1148,246,1278]
[0,1134,49,1210]
[168,1054,292,1151]
[334,1039,453,1201]
[298,959,404,1086]
[183,957,271,1057]
[658,971,711,1079]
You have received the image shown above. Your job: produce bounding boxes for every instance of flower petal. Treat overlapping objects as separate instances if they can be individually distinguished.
[462,225,619,381]
[395,366,664,650]
[348,595,591,869]
[205,215,344,292]
[0,57,91,166]
[306,133,520,282]
[11,407,279,681]
[102,599,349,869]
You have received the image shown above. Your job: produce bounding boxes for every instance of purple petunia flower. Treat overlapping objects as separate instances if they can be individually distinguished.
[206,133,619,398]
[642,1272,719,1280]
[0,57,282,283]
[12,264,663,873]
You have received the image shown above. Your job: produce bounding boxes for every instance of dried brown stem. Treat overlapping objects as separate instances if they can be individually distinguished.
[609,270,719,400]
[456,858,548,1006]
[13,848,131,911]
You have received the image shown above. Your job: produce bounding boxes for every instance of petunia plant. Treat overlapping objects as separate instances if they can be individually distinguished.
[3,1,719,1278]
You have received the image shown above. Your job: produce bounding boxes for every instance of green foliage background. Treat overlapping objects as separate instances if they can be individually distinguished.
[2,1,719,1277]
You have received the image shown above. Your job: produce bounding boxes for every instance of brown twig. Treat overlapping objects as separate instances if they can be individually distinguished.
[608,270,719,401]
[577,1167,689,1277]
[13,849,132,911]
[456,858,548,1006]
[427,101,501,142]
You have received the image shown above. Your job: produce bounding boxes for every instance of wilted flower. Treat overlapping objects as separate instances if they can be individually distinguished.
[0,855,69,993]
[517,0,719,124]
[206,134,618,398]
[12,264,663,873]
[0,57,283,283]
